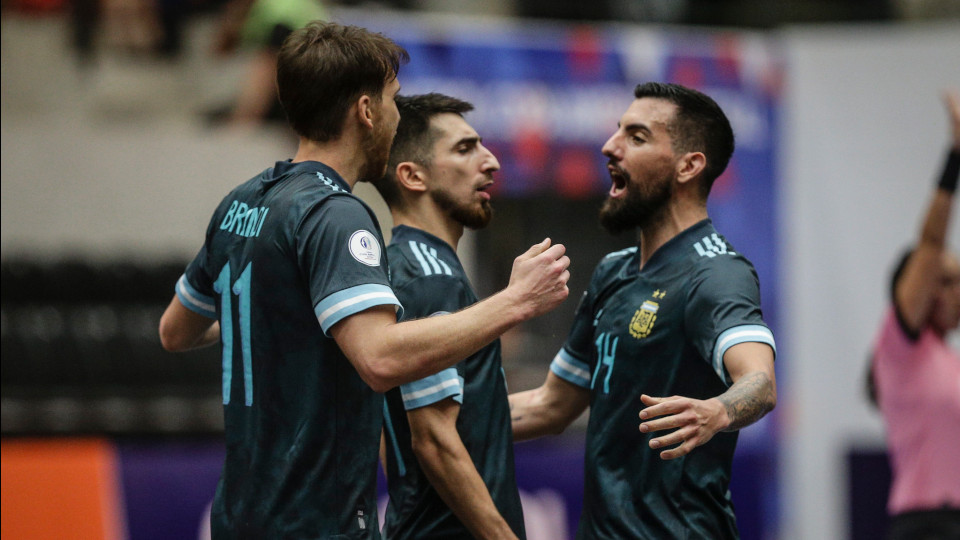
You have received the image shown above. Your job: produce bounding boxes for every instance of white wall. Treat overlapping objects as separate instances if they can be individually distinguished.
[781,22,960,540]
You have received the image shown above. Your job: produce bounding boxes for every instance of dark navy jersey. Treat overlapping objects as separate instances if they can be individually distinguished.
[175,160,402,539]
[380,225,526,540]
[550,219,775,540]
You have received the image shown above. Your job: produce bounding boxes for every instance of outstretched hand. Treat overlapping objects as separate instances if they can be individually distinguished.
[946,89,960,151]
[507,238,571,319]
[638,394,730,460]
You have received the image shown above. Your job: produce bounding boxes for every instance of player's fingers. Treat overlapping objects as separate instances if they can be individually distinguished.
[639,397,686,419]
[640,394,664,406]
[521,238,551,260]
[539,242,567,262]
[639,415,682,433]
[649,428,689,452]
[659,443,691,461]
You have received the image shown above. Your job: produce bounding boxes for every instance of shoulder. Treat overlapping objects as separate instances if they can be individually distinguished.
[683,236,761,306]
[685,232,758,285]
[296,191,379,232]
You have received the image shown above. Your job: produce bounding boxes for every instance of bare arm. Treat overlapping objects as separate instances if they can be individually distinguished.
[158,296,221,352]
[638,341,776,460]
[331,239,570,392]
[895,90,959,332]
[408,399,518,540]
[509,371,590,442]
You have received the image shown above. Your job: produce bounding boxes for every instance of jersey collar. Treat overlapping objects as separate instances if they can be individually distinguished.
[263,160,351,192]
[639,218,715,275]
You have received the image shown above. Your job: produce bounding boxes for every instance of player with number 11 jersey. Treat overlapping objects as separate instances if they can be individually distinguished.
[176,160,401,537]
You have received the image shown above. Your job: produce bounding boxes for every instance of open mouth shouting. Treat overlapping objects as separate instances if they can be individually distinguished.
[608,163,629,198]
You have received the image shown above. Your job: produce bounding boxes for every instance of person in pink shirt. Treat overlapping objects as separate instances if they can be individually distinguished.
[870,90,960,540]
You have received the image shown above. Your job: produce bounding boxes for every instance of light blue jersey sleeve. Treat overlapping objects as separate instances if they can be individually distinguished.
[399,368,464,410]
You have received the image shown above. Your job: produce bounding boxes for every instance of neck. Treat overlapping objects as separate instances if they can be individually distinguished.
[391,200,463,251]
[292,132,367,190]
[638,197,708,269]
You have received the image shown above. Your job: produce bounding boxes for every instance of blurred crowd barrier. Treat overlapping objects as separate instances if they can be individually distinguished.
[0,258,223,435]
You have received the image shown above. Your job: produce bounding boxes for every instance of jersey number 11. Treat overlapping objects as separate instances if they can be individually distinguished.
[214,261,253,406]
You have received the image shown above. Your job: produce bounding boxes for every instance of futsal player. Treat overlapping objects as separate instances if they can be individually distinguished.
[372,93,524,540]
[508,82,777,539]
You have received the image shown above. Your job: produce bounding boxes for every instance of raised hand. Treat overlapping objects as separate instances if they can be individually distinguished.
[506,238,571,319]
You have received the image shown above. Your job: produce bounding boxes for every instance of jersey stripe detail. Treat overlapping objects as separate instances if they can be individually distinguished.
[407,241,454,277]
[314,284,402,334]
[712,325,777,383]
[550,349,592,389]
[176,275,217,319]
[400,369,463,409]
[408,240,433,276]
[382,401,407,477]
[419,243,443,275]
[427,246,453,275]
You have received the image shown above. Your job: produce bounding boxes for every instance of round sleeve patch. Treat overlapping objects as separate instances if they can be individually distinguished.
[348,230,382,266]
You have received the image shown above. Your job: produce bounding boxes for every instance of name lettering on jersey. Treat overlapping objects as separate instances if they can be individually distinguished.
[629,300,659,339]
[220,200,270,238]
[693,233,735,258]
[349,230,381,266]
[316,172,343,191]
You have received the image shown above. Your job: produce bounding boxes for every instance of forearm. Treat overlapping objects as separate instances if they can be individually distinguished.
[716,370,776,431]
[509,388,566,441]
[919,185,955,249]
[159,298,219,352]
[335,292,528,392]
[510,374,588,441]
[897,154,957,325]
[414,434,517,540]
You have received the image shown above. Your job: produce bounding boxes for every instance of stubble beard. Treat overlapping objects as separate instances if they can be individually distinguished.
[357,122,394,183]
[598,168,673,235]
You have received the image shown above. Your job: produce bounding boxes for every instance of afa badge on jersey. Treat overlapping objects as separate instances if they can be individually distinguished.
[349,230,381,266]
[630,300,659,339]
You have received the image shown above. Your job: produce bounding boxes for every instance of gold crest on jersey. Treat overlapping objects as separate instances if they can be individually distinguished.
[630,300,660,339]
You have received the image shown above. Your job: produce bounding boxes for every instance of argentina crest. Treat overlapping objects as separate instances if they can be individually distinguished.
[630,300,659,339]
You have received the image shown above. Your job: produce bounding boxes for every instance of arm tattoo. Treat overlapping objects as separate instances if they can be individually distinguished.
[717,371,775,431]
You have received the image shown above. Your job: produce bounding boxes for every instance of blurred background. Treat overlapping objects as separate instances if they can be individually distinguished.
[1,0,959,538]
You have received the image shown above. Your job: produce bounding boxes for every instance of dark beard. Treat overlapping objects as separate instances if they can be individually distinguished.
[431,188,493,230]
[598,173,672,234]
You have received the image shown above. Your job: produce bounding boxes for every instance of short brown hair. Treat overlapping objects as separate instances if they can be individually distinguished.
[277,21,409,142]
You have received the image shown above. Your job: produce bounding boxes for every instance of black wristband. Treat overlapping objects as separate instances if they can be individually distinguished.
[939,149,960,193]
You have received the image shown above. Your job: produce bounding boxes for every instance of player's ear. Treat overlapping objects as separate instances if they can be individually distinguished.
[355,94,375,130]
[676,151,706,185]
[395,162,428,193]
